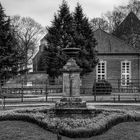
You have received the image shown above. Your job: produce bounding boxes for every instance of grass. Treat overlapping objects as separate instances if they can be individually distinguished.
[0,121,55,140]
[64,122,140,140]
[0,121,140,140]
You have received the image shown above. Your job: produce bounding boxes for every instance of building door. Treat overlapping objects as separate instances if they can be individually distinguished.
[121,61,131,86]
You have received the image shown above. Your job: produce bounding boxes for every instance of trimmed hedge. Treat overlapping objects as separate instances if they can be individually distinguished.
[0,108,140,138]
[93,80,112,95]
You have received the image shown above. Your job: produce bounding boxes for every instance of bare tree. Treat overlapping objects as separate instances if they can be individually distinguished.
[11,15,45,72]
[103,8,125,33]
[90,17,109,32]
[102,0,140,49]
[103,0,140,32]
[127,0,140,16]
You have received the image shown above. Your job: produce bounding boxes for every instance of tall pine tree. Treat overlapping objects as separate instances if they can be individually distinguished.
[39,0,73,78]
[41,1,98,78]
[0,3,21,80]
[73,3,98,75]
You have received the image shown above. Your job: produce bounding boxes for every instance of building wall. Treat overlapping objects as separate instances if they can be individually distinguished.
[82,54,140,91]
[33,51,41,72]
[33,44,45,72]
[80,29,140,94]
[33,37,47,72]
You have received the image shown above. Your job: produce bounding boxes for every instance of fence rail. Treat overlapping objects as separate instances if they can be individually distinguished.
[0,78,140,102]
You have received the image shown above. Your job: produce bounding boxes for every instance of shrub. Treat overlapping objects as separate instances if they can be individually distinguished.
[93,80,112,95]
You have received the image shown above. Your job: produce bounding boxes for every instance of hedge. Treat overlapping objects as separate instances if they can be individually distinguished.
[0,108,139,138]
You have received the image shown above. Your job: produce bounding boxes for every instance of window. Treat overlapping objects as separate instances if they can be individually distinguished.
[121,61,131,86]
[96,60,106,81]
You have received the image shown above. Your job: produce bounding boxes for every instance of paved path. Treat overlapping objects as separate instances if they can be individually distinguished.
[1,95,140,109]
[1,102,140,109]
[88,102,140,106]
[0,102,54,107]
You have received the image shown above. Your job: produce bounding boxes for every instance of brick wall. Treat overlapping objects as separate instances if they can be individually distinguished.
[82,54,140,91]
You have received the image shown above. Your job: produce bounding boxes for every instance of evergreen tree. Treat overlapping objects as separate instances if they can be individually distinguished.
[46,0,73,48]
[73,3,97,75]
[42,1,98,78]
[41,0,73,78]
[0,3,21,80]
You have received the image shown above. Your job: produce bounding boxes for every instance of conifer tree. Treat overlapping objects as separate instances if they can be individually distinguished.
[0,3,21,80]
[41,1,98,78]
[73,3,97,75]
[40,0,73,78]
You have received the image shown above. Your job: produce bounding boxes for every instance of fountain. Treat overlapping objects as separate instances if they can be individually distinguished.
[55,47,87,109]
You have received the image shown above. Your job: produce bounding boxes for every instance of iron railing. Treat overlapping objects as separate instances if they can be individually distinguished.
[0,78,140,103]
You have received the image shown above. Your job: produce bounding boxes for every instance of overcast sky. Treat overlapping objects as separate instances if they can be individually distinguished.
[1,0,129,27]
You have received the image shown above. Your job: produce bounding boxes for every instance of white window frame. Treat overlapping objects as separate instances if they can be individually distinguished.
[121,60,131,86]
[96,60,107,81]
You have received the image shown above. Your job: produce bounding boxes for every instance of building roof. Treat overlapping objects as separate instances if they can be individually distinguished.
[113,12,140,37]
[94,28,139,54]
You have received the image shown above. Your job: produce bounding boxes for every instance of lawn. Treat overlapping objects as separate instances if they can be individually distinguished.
[0,121,56,140]
[65,122,140,140]
[0,121,140,140]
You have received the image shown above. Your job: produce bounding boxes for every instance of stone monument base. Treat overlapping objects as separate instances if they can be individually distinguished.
[55,97,87,109]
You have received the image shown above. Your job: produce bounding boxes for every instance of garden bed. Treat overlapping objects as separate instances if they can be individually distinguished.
[0,107,140,138]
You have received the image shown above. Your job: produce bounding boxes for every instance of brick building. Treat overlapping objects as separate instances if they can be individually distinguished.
[82,29,140,91]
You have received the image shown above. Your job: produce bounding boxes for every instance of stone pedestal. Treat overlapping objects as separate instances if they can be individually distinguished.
[62,58,81,97]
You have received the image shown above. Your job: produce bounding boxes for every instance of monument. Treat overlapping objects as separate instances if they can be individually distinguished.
[62,48,81,97]
[55,47,86,108]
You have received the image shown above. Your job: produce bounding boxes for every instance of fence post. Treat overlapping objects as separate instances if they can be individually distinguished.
[118,79,120,93]
[2,97,5,110]
[45,79,48,102]
[57,133,62,140]
[118,94,120,101]
[21,80,24,102]
[94,79,96,102]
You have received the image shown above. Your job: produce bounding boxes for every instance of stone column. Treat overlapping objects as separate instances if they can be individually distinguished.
[62,58,81,97]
